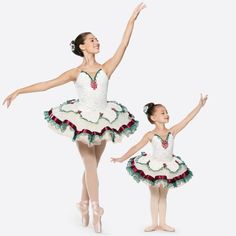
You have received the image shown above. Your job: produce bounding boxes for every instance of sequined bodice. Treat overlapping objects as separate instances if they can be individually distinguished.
[151,132,174,161]
[74,69,108,111]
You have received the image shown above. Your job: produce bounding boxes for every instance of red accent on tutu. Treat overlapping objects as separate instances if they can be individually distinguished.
[48,109,136,137]
[130,159,190,184]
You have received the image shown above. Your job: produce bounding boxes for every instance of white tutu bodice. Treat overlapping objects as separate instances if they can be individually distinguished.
[137,132,183,172]
[74,69,108,111]
[61,69,124,123]
[151,133,174,162]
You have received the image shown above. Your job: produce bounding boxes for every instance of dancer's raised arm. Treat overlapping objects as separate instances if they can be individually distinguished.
[103,2,146,77]
[170,94,208,136]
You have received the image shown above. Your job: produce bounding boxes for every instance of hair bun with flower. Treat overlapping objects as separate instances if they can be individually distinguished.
[70,40,75,51]
[143,105,149,114]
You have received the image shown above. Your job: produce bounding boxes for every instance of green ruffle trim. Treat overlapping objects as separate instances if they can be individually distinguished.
[44,111,68,131]
[126,157,193,188]
[58,100,130,124]
[134,154,187,174]
[44,110,139,144]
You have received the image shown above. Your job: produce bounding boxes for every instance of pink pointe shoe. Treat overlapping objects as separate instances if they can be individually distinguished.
[77,200,89,227]
[91,201,104,233]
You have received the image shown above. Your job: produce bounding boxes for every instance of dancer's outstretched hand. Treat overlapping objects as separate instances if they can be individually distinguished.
[2,91,19,108]
[130,2,146,22]
[199,93,208,107]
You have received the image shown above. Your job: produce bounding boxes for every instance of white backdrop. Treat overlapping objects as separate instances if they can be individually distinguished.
[1,0,235,235]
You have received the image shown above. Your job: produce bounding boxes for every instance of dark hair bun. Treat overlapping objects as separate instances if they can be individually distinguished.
[70,32,91,57]
[143,102,155,114]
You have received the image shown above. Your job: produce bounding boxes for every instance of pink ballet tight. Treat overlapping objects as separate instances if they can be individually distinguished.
[76,141,106,203]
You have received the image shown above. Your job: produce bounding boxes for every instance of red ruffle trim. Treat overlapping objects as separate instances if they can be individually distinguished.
[47,109,137,140]
[129,159,191,184]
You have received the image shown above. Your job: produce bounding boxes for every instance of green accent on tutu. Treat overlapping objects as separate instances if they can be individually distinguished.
[44,111,67,131]
[126,157,193,189]
[44,110,139,145]
[135,154,186,174]
[59,100,129,124]
[71,120,139,144]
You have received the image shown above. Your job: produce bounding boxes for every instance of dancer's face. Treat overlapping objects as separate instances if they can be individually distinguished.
[80,34,100,55]
[151,106,169,124]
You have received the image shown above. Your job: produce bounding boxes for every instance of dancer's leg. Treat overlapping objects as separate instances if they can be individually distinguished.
[144,186,160,232]
[77,141,106,202]
[91,141,106,233]
[77,141,104,233]
[158,186,175,232]
[77,142,99,202]
[94,140,106,165]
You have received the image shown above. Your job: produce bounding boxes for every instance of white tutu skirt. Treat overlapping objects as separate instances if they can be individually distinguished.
[126,152,193,188]
[44,99,138,146]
